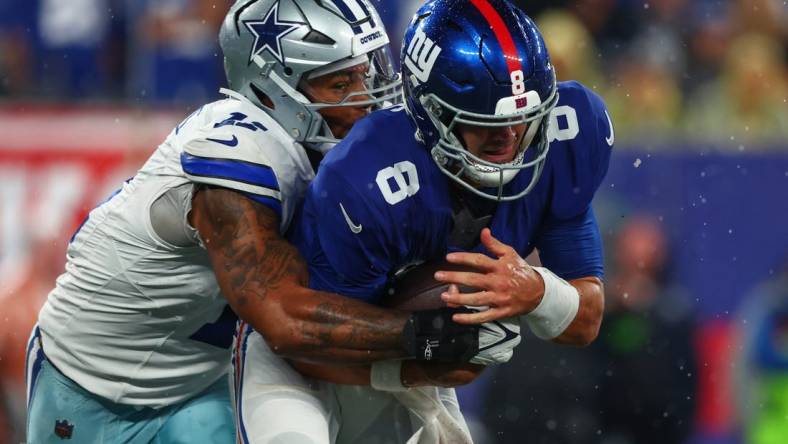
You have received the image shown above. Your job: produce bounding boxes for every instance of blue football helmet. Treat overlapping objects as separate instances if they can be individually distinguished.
[401,0,558,201]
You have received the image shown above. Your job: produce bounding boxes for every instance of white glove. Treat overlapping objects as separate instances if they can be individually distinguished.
[394,386,474,444]
[469,315,521,365]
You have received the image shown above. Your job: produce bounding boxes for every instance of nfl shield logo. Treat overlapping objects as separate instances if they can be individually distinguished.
[54,419,74,439]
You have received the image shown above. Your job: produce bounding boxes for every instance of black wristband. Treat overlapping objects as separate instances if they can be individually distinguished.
[402,307,479,362]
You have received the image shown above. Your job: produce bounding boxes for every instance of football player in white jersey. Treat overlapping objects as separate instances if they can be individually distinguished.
[26,0,515,442]
[23,0,412,442]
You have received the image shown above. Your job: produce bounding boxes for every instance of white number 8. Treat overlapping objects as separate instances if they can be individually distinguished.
[547,105,580,142]
[510,70,525,95]
[376,161,420,205]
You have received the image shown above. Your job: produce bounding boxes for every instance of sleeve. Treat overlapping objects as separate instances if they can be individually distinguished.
[535,206,604,280]
[548,82,614,221]
[180,129,283,219]
[289,164,396,304]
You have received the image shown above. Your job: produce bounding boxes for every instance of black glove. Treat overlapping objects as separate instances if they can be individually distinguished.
[401,307,479,362]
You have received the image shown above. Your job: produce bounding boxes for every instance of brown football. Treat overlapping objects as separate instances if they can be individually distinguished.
[382,259,478,311]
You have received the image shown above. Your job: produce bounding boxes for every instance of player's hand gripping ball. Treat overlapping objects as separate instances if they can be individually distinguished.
[384,259,485,384]
[384,259,475,311]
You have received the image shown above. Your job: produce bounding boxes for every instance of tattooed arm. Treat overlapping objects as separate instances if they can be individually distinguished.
[191,187,409,363]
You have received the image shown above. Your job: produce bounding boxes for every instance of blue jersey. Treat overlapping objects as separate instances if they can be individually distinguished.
[290,81,613,304]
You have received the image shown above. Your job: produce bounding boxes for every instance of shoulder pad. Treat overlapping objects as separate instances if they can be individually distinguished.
[178,98,309,222]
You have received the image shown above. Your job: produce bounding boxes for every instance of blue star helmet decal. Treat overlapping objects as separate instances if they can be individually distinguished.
[244,2,304,65]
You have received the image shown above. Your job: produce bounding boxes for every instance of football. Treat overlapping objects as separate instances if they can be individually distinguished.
[382,259,478,311]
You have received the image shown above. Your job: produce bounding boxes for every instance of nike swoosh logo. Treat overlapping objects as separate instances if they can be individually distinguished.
[478,320,519,352]
[339,203,362,234]
[206,135,239,147]
[604,111,615,146]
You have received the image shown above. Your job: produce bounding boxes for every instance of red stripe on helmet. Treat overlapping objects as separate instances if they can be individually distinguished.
[469,0,522,74]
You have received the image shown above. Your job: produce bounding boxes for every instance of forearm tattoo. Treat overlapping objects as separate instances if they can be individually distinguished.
[199,187,306,307]
[195,188,406,358]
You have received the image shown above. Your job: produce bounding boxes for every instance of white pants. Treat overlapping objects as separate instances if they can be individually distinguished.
[232,323,471,444]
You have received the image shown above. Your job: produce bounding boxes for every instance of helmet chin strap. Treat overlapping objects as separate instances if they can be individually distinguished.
[271,71,311,104]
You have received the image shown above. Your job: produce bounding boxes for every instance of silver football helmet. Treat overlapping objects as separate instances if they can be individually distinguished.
[220,0,401,144]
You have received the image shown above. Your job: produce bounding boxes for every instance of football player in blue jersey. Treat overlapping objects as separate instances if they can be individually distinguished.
[235,0,613,441]
[26,1,502,443]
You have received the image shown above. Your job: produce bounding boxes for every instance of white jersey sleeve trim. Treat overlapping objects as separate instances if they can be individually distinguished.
[182,174,282,201]
[181,134,283,201]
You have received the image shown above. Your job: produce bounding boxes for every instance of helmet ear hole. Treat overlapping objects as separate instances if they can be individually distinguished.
[302,29,335,45]
[250,83,275,109]
[446,20,463,33]
[283,67,294,76]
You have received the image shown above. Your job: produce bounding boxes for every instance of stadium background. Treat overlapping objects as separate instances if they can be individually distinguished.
[0,0,785,443]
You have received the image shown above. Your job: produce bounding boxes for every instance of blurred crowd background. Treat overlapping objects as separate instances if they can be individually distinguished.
[0,0,786,443]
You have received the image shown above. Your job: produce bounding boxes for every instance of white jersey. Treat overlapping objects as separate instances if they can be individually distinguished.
[37,90,318,407]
